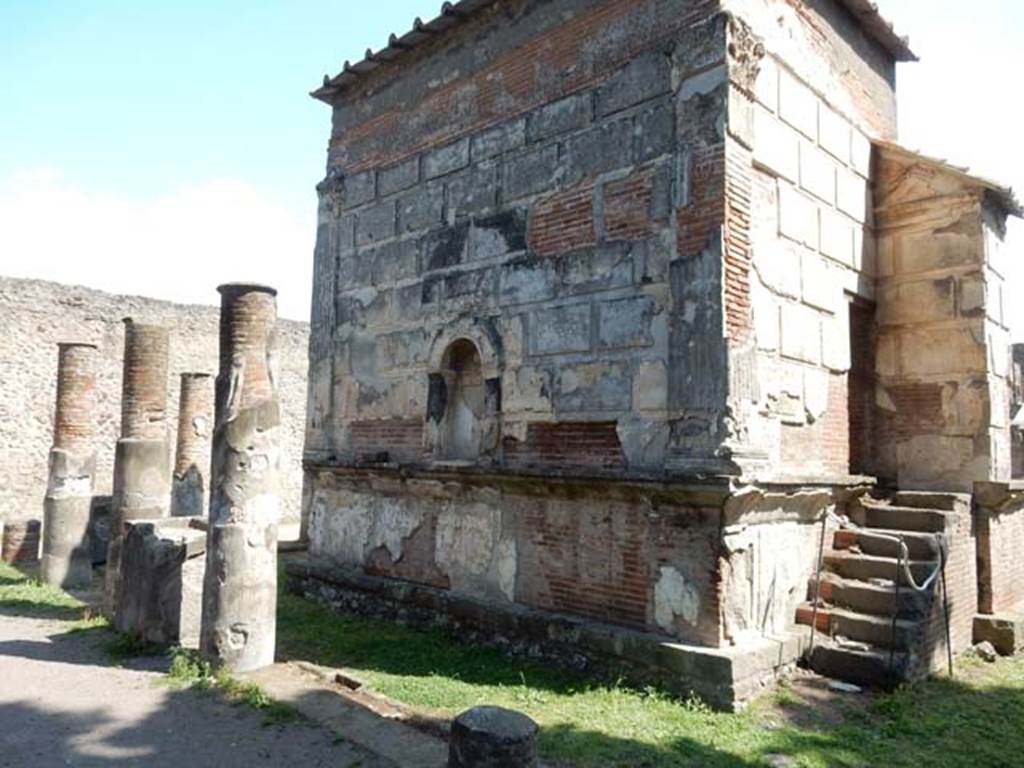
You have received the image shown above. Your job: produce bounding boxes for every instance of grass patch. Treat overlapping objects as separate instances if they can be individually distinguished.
[166,647,299,727]
[278,581,1024,768]
[0,561,93,621]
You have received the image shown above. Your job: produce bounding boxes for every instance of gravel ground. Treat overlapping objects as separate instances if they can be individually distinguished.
[0,610,388,767]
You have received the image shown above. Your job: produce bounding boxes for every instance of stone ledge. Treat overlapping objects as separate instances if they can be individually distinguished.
[286,558,807,711]
[974,612,1024,656]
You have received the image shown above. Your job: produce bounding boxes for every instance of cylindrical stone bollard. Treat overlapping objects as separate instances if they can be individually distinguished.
[200,284,282,673]
[106,319,172,618]
[42,343,98,589]
[171,373,214,517]
[448,706,539,768]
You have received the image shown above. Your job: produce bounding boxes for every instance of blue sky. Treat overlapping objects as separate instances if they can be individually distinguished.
[0,1,1021,324]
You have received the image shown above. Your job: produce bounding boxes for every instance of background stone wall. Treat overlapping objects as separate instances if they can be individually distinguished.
[0,277,309,560]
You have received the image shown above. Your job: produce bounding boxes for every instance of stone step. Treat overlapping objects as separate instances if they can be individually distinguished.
[796,604,917,650]
[855,503,948,533]
[890,491,970,512]
[824,551,940,586]
[811,573,932,620]
[833,527,941,560]
[807,640,911,689]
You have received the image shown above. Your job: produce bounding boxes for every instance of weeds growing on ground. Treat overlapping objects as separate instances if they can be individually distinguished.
[165,647,299,727]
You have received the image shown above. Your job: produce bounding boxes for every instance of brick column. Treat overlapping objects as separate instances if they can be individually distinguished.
[171,373,214,517]
[106,319,171,617]
[41,343,98,588]
[200,284,282,672]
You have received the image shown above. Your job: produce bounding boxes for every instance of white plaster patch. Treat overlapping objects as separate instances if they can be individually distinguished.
[496,537,517,602]
[654,566,700,632]
[436,504,500,579]
[370,502,423,562]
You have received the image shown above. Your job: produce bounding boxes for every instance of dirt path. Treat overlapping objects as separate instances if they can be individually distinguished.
[0,611,388,767]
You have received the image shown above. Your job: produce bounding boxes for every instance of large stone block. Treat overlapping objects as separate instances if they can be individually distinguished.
[597,296,656,349]
[424,139,470,180]
[554,361,631,411]
[470,210,528,261]
[817,105,851,163]
[800,251,839,313]
[471,119,526,161]
[755,239,801,299]
[778,185,818,248]
[526,93,591,142]
[563,117,634,185]
[778,70,817,140]
[799,142,836,205]
[819,207,855,266]
[597,51,671,116]
[753,107,798,182]
[448,161,499,218]
[113,518,206,647]
[530,303,591,355]
[398,182,445,234]
[836,168,868,223]
[635,99,675,162]
[356,200,397,247]
[780,302,821,364]
[378,157,420,197]
[504,145,561,201]
[343,171,376,208]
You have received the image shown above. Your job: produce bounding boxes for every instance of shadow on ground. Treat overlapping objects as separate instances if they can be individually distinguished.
[0,619,377,767]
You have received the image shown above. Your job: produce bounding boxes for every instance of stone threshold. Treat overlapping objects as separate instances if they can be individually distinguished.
[286,557,808,711]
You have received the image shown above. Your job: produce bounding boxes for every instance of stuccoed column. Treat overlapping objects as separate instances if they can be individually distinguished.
[171,373,214,517]
[200,283,282,672]
[105,319,172,616]
[42,343,98,589]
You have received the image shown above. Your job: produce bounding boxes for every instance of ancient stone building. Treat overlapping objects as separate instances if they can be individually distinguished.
[0,277,309,562]
[292,0,1022,707]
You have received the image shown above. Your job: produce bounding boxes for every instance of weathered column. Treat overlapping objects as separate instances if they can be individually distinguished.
[106,319,171,616]
[171,373,214,517]
[41,343,98,589]
[448,706,539,768]
[200,284,282,672]
[111,319,172,530]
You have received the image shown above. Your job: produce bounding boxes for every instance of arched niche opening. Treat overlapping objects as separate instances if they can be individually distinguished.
[428,338,501,462]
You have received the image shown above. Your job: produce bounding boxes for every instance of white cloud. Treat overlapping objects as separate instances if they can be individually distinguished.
[0,169,314,321]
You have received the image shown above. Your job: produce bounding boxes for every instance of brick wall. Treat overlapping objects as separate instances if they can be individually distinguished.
[0,277,309,562]
[977,504,1024,615]
[919,507,977,673]
[504,422,626,472]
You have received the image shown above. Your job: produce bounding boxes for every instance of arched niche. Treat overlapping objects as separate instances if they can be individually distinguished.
[427,333,502,463]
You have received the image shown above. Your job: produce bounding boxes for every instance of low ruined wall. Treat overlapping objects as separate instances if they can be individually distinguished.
[0,277,309,561]
[975,483,1024,615]
[305,469,727,646]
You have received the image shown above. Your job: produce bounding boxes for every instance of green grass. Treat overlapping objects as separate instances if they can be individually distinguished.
[0,560,100,628]
[278,584,1024,768]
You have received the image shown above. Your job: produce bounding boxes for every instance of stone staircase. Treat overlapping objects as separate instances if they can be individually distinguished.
[795,491,958,688]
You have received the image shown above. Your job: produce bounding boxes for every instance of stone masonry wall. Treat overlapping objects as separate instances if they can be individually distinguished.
[718,0,888,481]
[0,277,309,560]
[308,0,737,477]
[873,152,1013,491]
